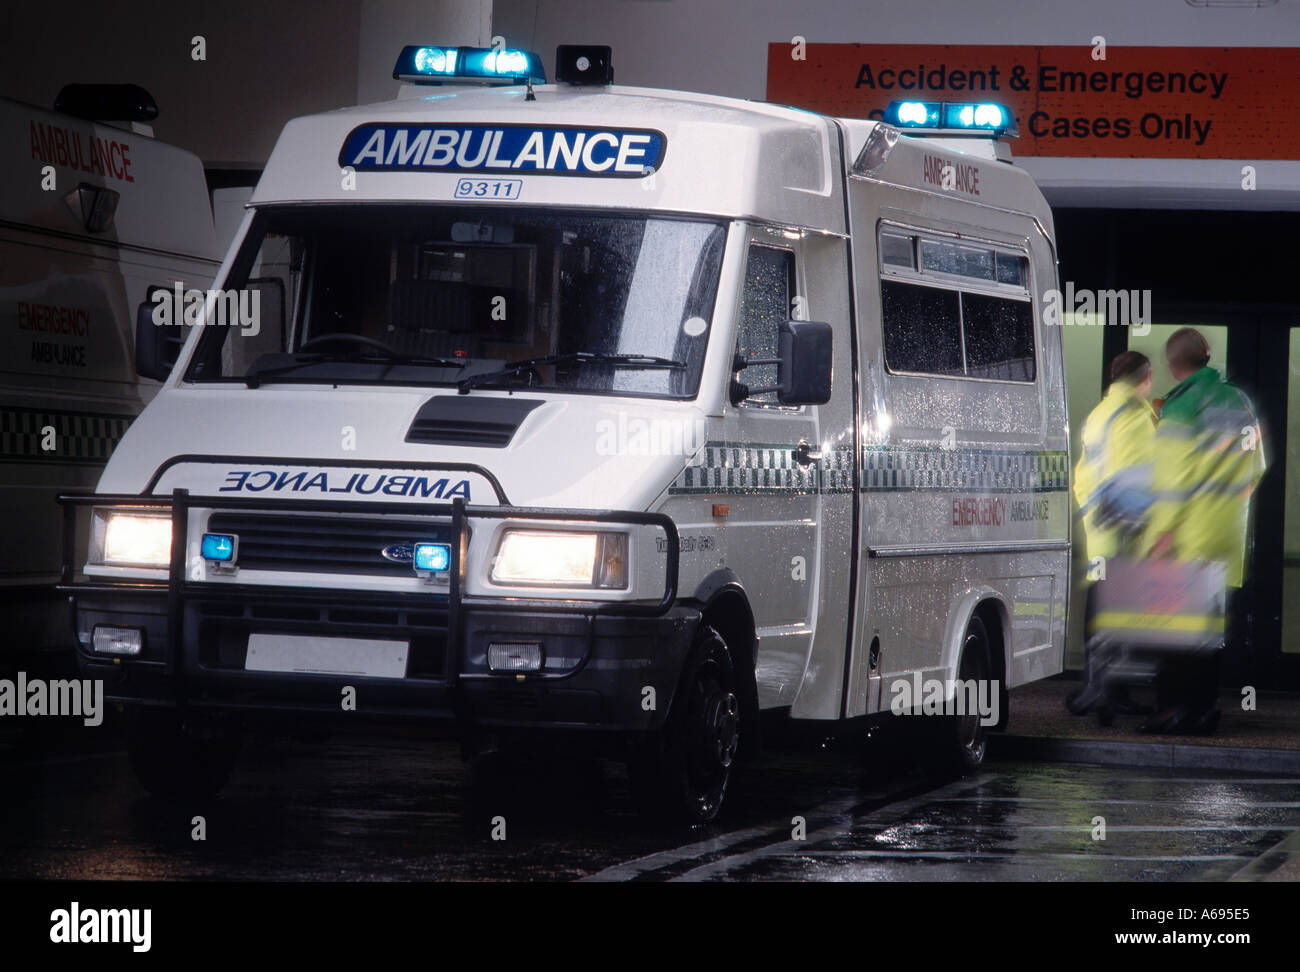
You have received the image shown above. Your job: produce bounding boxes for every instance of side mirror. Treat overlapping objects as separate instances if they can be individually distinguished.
[134,293,184,381]
[730,320,833,406]
[777,320,833,405]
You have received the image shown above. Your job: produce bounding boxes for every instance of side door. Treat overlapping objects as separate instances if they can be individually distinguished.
[715,226,855,718]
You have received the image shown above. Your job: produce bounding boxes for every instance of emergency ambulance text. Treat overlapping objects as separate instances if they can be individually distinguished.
[953,496,1005,527]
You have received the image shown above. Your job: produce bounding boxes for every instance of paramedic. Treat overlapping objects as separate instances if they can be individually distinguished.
[1143,328,1267,733]
[1067,350,1157,716]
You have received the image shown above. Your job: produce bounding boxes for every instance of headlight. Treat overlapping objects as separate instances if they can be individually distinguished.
[91,509,172,567]
[490,530,627,588]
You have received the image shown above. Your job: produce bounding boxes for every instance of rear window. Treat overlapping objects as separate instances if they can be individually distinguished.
[877,225,1035,383]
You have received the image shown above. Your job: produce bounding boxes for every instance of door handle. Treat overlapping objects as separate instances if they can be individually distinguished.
[794,441,822,466]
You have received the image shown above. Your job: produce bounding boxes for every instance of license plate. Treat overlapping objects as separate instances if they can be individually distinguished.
[245,634,409,678]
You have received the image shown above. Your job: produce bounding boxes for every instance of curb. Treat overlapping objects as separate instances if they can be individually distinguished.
[990,734,1300,774]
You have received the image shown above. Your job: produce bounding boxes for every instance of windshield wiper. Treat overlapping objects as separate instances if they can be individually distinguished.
[457,352,685,395]
[244,351,468,388]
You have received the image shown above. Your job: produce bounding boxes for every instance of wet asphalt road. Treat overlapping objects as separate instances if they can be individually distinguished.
[4,721,1299,881]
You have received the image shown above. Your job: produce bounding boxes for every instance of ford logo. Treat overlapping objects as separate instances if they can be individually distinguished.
[381,542,415,564]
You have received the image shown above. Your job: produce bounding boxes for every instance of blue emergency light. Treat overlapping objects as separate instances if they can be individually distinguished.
[394,45,547,85]
[884,99,1017,137]
[413,542,452,574]
[201,533,236,562]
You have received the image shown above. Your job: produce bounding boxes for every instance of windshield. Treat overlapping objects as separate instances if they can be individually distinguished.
[184,205,727,399]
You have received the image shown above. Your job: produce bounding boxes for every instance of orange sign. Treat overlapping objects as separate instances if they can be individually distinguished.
[766,44,1300,158]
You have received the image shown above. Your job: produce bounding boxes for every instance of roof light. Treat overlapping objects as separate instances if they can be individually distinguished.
[894,101,939,127]
[394,45,546,85]
[55,83,159,122]
[884,99,1017,137]
[414,47,455,74]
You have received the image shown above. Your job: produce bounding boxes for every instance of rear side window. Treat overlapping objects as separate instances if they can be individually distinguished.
[961,292,1034,381]
[878,225,1035,382]
[880,282,962,376]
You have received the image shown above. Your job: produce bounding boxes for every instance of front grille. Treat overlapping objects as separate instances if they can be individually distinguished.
[206,512,451,576]
[190,597,449,677]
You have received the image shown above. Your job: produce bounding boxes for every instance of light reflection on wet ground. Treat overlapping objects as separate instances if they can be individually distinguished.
[632,767,1300,882]
[4,723,1297,882]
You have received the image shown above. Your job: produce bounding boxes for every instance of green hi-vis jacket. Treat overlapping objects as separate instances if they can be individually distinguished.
[1074,381,1158,562]
[1146,366,1266,588]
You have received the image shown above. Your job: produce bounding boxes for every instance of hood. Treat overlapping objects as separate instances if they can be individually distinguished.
[96,384,708,511]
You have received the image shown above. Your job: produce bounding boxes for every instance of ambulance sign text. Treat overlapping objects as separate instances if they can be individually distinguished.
[339,124,666,176]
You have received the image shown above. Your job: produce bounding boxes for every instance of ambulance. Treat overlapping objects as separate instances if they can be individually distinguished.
[60,46,1069,823]
[1,86,218,664]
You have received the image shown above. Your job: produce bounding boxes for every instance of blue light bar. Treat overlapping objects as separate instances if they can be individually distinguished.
[413,542,452,573]
[394,45,546,85]
[883,99,1017,137]
[889,100,941,128]
[201,533,236,562]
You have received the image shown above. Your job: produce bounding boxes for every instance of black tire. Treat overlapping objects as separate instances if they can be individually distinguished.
[922,615,992,777]
[126,709,241,800]
[629,625,740,825]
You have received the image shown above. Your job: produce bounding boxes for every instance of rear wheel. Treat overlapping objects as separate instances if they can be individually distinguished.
[126,709,241,800]
[922,615,992,776]
[629,625,740,824]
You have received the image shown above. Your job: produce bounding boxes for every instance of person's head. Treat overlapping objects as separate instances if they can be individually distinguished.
[1110,350,1152,399]
[1166,327,1211,382]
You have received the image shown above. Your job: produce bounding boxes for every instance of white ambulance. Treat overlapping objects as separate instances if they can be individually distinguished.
[1,85,218,662]
[62,46,1069,823]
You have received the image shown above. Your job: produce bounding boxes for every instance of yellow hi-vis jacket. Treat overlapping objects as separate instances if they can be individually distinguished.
[1074,381,1157,563]
[1146,366,1266,588]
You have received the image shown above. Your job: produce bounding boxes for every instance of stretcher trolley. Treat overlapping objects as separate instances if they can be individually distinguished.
[1077,557,1227,725]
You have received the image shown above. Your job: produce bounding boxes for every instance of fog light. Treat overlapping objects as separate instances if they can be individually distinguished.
[488,642,542,672]
[92,625,143,656]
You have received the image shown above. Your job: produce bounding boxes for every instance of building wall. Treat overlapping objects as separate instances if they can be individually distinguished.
[0,0,491,166]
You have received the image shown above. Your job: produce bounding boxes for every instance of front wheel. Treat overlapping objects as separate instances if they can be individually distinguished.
[629,625,740,825]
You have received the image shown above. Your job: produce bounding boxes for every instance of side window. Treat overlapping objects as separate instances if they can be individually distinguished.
[878,225,1035,382]
[736,244,795,406]
[190,230,299,380]
[881,281,962,377]
[961,292,1034,380]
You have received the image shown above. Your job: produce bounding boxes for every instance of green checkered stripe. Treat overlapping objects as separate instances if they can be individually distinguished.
[0,407,133,464]
[863,446,1069,492]
[819,445,855,492]
[671,443,834,495]
[669,442,1067,496]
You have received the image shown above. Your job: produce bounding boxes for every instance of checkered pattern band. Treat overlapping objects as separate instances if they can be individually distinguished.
[671,443,827,494]
[0,407,133,464]
[863,446,1069,492]
[670,442,1067,495]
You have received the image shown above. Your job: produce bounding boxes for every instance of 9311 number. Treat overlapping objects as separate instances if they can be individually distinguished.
[454,178,522,199]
